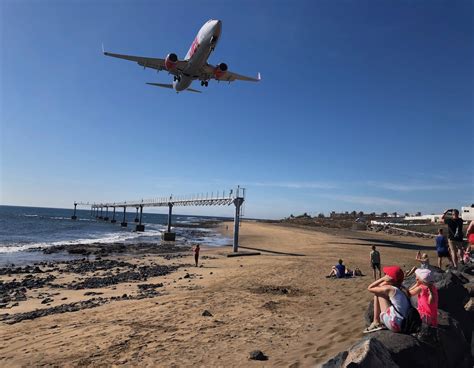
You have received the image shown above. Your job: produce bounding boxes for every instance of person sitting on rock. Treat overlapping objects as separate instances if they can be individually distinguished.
[327,259,346,278]
[364,266,410,333]
[408,268,438,327]
[405,251,430,277]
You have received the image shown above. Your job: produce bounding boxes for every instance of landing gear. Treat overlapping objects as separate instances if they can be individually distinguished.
[200,80,209,87]
[173,75,181,82]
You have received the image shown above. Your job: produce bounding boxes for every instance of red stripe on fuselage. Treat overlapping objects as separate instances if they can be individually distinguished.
[188,37,200,59]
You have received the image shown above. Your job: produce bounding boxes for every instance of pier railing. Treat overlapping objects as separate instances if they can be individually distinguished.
[72,187,245,252]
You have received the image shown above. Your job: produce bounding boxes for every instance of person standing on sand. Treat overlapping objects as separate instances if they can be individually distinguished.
[442,209,464,268]
[435,228,451,269]
[370,245,381,280]
[364,266,410,333]
[193,244,200,267]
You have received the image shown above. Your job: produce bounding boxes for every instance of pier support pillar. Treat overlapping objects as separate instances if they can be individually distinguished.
[99,207,103,220]
[135,205,145,232]
[121,207,127,227]
[71,202,77,220]
[111,207,116,223]
[162,202,175,241]
[232,197,244,252]
[134,207,139,223]
[104,206,109,221]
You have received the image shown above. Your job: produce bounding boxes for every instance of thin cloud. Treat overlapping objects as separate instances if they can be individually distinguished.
[367,181,450,192]
[325,194,407,207]
[248,181,338,190]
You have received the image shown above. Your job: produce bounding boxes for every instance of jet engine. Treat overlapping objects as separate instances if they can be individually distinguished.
[214,62,228,79]
[165,53,178,70]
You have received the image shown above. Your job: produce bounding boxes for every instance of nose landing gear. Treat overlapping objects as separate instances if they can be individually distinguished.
[173,75,181,82]
[200,80,209,87]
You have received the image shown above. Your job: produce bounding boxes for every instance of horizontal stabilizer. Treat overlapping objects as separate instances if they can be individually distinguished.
[186,88,202,93]
[146,83,202,93]
[146,82,173,89]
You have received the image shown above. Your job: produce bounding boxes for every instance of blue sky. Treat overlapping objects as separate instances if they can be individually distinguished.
[1,0,473,219]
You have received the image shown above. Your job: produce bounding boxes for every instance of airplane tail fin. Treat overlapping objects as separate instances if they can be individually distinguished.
[146,83,201,93]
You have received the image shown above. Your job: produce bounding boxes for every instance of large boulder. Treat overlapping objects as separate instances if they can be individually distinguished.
[344,338,398,367]
[369,330,432,367]
[321,338,397,368]
[435,271,471,342]
[434,310,472,368]
[320,351,348,368]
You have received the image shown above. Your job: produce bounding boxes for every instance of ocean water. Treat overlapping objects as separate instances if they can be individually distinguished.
[0,205,232,254]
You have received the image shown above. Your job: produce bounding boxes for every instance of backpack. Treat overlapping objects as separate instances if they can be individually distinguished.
[400,306,422,334]
[392,290,422,334]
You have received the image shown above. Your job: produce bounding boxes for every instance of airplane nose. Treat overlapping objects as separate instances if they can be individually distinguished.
[213,20,222,34]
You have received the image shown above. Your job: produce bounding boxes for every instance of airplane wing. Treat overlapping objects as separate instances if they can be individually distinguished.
[201,64,261,82]
[104,51,188,74]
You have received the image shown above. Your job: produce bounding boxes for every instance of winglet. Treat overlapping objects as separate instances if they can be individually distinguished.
[257,72,262,81]
[101,43,105,54]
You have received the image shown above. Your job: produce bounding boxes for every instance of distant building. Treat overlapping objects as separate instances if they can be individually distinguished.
[462,205,474,222]
[405,214,442,223]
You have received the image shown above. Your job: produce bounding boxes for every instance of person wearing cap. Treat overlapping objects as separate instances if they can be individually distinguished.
[364,266,410,333]
[405,251,430,278]
[409,268,438,327]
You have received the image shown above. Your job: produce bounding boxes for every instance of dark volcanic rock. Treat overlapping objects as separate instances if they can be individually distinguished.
[321,351,348,368]
[343,338,398,367]
[65,264,179,290]
[464,282,474,297]
[435,271,471,342]
[1,298,108,324]
[0,275,56,305]
[202,310,213,317]
[248,350,268,361]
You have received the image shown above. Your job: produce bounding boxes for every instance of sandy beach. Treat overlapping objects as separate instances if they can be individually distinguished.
[0,221,439,367]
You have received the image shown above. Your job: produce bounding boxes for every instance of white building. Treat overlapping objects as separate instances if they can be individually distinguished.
[462,205,474,222]
[404,214,442,223]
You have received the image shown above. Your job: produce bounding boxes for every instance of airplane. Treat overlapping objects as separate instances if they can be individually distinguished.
[103,19,261,93]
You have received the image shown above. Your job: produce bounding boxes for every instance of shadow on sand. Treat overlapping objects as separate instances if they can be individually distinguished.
[327,237,429,252]
[236,245,305,257]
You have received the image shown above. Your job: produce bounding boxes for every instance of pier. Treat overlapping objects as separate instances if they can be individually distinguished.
[73,187,245,252]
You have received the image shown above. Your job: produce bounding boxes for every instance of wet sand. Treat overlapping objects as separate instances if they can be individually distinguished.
[0,222,438,367]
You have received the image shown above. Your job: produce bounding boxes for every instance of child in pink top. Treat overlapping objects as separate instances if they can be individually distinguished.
[409,268,438,327]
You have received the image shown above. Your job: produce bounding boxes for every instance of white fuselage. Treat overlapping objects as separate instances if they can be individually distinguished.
[173,20,222,91]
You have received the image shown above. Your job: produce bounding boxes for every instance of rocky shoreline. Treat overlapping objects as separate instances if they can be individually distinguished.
[0,241,194,325]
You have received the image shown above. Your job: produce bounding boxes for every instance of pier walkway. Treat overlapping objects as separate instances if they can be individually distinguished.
[71,188,245,252]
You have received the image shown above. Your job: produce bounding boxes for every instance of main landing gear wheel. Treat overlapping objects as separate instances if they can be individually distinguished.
[174,76,181,82]
[201,81,209,87]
